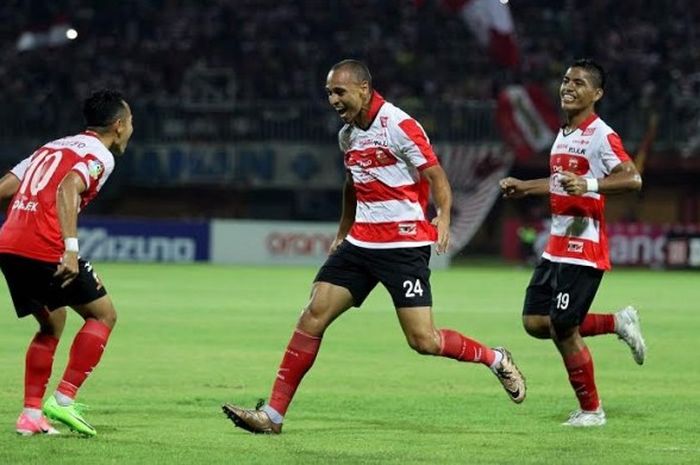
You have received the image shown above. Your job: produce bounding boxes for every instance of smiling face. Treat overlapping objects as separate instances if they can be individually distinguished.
[325,68,370,125]
[560,66,603,115]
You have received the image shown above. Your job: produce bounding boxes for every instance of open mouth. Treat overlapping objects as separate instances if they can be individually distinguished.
[561,94,576,103]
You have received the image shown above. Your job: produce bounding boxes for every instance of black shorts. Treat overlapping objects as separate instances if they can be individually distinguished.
[523,259,604,329]
[0,253,107,318]
[315,240,432,308]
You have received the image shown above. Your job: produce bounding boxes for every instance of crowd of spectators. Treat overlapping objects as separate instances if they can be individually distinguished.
[0,0,698,149]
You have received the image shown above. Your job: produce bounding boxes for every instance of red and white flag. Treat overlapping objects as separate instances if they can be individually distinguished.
[438,0,519,68]
[496,84,560,161]
[435,143,514,254]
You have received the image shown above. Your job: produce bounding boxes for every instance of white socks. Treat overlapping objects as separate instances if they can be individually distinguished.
[54,391,74,406]
[262,404,284,424]
[490,349,504,371]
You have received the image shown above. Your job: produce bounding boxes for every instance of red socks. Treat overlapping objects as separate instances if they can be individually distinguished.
[268,330,322,416]
[57,320,112,399]
[24,333,59,409]
[438,329,496,366]
[579,314,615,337]
[563,346,600,411]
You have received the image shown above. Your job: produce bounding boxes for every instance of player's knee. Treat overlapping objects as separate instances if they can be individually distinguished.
[406,332,440,355]
[522,316,550,339]
[549,317,576,340]
[298,304,328,336]
[99,308,117,329]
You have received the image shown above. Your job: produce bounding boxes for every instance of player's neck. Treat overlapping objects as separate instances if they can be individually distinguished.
[86,128,116,153]
[564,107,595,132]
[353,96,374,130]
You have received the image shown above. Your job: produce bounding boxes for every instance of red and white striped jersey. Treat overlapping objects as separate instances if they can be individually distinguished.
[0,131,115,262]
[543,113,631,270]
[340,91,439,248]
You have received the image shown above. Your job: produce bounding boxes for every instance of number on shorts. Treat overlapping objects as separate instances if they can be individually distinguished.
[403,279,424,298]
[556,292,570,310]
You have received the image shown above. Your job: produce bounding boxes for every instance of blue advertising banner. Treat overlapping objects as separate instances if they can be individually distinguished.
[125,142,345,188]
[78,217,210,262]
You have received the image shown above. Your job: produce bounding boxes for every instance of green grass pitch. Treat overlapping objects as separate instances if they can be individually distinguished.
[0,263,698,464]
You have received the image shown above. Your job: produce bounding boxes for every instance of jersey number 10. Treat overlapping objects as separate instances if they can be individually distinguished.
[19,149,63,196]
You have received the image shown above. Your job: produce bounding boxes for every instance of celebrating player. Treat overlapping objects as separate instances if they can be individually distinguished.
[223,59,526,434]
[0,89,133,436]
[500,59,647,427]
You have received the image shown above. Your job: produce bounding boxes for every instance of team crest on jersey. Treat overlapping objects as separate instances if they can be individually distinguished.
[567,240,584,253]
[398,223,417,236]
[380,116,388,128]
[582,127,596,136]
[87,159,104,179]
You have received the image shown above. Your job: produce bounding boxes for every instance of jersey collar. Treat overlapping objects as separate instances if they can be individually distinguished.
[561,112,598,136]
[577,113,599,132]
[82,130,101,139]
[363,90,385,128]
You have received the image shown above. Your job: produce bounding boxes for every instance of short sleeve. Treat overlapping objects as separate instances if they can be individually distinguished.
[396,118,439,170]
[71,155,109,191]
[10,154,34,180]
[600,132,631,174]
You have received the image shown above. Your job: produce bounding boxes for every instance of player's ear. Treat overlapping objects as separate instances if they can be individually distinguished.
[593,87,604,103]
[361,80,370,96]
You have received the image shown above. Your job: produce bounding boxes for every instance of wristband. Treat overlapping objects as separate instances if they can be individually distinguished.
[585,178,599,193]
[64,237,79,253]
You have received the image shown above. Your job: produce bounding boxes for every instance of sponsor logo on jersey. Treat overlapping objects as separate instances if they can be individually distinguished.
[568,146,586,155]
[567,240,584,253]
[398,223,417,236]
[87,159,104,179]
[11,199,38,212]
[357,137,388,148]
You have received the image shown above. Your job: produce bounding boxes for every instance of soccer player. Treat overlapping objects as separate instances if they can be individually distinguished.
[223,59,526,434]
[499,59,647,427]
[0,89,133,436]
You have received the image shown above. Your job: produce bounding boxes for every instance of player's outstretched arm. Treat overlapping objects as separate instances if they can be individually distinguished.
[329,172,356,253]
[422,165,452,254]
[0,172,20,199]
[54,171,87,287]
[499,177,550,198]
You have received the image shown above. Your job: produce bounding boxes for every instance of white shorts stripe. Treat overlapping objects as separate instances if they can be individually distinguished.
[347,236,434,249]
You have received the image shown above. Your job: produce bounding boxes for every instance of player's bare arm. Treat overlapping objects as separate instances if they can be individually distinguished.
[422,165,452,254]
[499,177,550,198]
[0,172,20,199]
[559,161,642,196]
[330,172,356,253]
[54,171,87,287]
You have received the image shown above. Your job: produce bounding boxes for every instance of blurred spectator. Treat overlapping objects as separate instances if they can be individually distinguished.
[0,0,697,148]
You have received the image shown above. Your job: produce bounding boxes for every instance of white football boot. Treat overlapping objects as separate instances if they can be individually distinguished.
[562,407,607,427]
[614,306,647,365]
